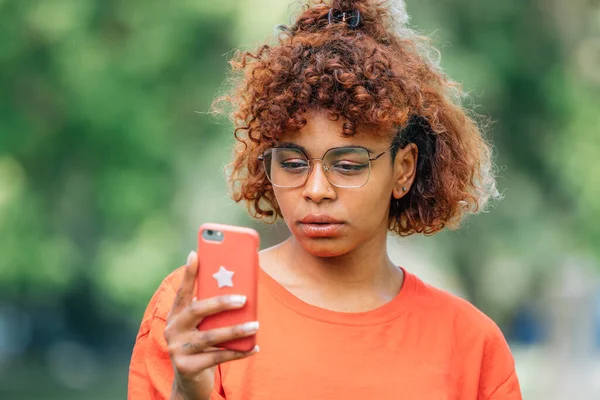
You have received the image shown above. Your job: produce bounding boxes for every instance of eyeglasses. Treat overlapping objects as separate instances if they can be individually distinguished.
[258,145,394,189]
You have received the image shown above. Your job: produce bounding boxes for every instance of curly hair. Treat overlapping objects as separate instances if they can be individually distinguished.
[212,0,500,236]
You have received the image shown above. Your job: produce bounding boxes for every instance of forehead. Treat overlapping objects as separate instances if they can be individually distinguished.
[277,110,394,155]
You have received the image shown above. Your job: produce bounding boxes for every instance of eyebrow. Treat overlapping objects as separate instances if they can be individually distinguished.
[276,142,308,153]
[276,142,375,155]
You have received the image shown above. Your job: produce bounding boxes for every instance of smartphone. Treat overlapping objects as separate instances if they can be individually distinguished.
[196,223,260,352]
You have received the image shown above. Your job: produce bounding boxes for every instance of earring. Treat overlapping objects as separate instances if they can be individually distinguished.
[402,187,407,192]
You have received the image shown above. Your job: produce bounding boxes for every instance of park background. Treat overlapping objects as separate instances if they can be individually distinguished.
[1,0,600,398]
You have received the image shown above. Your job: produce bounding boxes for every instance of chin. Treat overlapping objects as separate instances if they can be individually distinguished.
[294,235,354,258]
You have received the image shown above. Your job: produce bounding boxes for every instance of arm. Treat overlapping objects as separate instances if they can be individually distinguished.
[127,254,257,400]
[128,314,175,400]
[128,313,227,400]
[128,273,180,399]
[486,370,521,400]
[477,323,522,400]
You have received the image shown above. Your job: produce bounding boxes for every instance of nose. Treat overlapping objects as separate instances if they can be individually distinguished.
[302,160,336,203]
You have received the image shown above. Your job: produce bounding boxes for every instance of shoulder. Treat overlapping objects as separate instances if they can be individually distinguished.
[407,271,517,385]
[408,271,508,344]
[135,266,186,339]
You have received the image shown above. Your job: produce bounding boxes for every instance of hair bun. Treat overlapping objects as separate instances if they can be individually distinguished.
[328,8,362,29]
[331,0,364,9]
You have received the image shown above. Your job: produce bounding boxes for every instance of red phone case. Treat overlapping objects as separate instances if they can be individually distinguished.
[196,223,259,352]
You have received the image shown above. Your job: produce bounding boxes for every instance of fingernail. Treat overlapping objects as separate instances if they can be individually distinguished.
[187,250,195,266]
[241,321,259,333]
[228,295,247,306]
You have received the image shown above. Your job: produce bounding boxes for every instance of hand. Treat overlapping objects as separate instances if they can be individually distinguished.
[165,251,259,400]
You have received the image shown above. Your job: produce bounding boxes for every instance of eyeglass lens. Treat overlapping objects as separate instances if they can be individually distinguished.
[263,147,372,188]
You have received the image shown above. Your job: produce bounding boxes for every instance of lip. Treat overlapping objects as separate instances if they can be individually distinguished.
[297,214,345,238]
[299,214,344,224]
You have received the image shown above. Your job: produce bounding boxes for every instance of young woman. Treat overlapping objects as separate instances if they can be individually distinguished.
[128,1,522,399]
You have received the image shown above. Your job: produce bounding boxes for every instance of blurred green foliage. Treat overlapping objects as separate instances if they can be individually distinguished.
[0,1,599,396]
[405,0,600,321]
[0,0,248,314]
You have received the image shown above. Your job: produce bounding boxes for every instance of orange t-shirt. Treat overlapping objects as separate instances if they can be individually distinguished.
[128,266,521,400]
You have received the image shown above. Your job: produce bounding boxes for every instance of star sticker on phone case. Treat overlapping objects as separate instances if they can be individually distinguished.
[212,266,234,288]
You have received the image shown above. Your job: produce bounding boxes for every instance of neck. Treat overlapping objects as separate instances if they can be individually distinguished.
[281,227,397,291]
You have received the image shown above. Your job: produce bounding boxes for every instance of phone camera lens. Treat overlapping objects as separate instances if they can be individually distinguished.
[207,230,214,236]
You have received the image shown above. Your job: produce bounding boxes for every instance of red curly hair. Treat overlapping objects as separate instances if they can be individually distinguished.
[213,0,499,236]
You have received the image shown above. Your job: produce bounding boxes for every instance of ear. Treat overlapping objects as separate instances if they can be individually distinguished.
[391,143,418,199]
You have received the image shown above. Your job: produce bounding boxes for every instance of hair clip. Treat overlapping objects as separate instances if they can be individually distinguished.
[327,8,361,29]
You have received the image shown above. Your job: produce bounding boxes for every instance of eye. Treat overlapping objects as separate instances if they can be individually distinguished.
[332,162,368,174]
[279,158,309,171]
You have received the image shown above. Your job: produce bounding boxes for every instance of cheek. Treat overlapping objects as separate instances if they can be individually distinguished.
[346,187,391,227]
[272,188,297,219]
